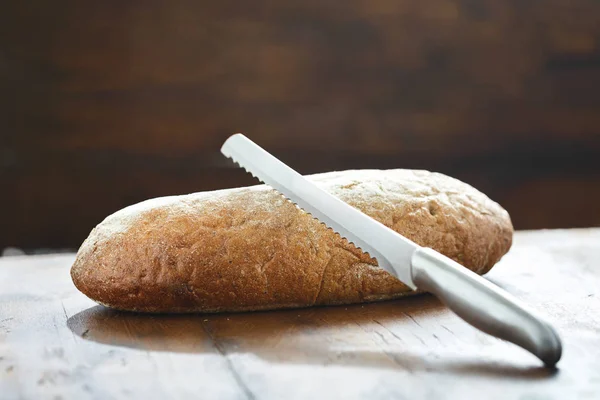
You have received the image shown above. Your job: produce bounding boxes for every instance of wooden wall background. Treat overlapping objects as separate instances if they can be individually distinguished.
[2,1,600,250]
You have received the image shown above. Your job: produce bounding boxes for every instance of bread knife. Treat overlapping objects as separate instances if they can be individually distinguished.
[220,133,562,366]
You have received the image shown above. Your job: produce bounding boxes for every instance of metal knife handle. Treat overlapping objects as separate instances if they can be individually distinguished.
[410,247,562,367]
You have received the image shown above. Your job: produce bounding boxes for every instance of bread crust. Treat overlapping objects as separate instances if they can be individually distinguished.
[71,169,513,313]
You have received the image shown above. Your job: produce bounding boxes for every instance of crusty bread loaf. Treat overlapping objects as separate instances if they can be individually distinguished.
[71,169,513,313]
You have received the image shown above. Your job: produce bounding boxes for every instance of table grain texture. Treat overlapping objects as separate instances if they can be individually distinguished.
[1,228,599,400]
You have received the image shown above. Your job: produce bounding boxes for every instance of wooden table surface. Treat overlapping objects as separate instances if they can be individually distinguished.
[1,228,599,400]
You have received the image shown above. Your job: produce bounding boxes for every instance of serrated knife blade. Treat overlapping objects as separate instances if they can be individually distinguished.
[220,133,562,367]
[221,133,419,289]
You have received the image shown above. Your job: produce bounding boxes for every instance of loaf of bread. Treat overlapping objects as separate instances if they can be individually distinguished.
[71,169,513,313]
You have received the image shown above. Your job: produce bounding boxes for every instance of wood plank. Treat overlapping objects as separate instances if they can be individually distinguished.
[1,228,599,399]
[2,0,600,249]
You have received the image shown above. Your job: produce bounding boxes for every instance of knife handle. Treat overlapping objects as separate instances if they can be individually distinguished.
[410,247,562,367]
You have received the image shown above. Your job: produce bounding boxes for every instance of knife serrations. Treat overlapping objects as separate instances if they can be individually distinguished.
[220,133,419,289]
[225,155,360,250]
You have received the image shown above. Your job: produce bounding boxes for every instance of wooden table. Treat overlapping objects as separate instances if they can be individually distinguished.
[1,229,599,399]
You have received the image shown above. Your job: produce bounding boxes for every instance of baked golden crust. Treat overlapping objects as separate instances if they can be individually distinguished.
[71,169,513,313]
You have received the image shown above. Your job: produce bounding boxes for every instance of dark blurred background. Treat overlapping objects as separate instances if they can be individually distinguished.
[2,1,600,252]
